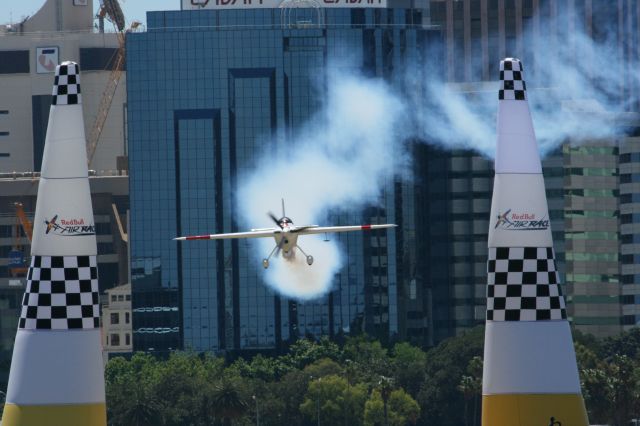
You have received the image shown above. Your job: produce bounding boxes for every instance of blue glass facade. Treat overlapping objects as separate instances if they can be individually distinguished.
[127,8,436,353]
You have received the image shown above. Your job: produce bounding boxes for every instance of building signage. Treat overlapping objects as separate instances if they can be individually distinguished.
[494,208,549,231]
[36,47,58,74]
[44,214,96,237]
[183,0,386,9]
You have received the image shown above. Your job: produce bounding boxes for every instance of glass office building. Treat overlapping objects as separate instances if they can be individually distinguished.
[127,7,439,353]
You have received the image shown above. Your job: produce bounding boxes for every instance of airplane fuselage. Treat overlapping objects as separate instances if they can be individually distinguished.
[274,227,299,258]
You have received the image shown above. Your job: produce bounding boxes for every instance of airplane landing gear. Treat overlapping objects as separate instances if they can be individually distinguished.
[262,259,269,269]
[296,245,313,267]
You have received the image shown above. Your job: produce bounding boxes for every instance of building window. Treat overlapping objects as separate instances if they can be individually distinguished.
[111,333,120,346]
[126,294,131,301]
[125,333,130,345]
[111,294,117,302]
[0,132,9,136]
[79,47,123,71]
[110,312,119,325]
[0,51,29,74]
[125,312,130,324]
[118,294,124,301]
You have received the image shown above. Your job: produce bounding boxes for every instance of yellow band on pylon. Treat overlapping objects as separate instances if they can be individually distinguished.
[2,403,107,426]
[482,394,588,426]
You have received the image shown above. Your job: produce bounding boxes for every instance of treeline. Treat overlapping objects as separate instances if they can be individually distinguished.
[105,326,640,426]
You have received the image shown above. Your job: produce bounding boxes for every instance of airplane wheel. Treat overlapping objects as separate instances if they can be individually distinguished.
[306,255,314,266]
[262,259,269,269]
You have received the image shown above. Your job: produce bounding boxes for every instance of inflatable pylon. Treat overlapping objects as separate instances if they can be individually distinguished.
[482,58,589,426]
[2,61,106,426]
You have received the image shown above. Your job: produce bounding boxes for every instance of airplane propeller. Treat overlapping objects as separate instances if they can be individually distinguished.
[268,212,282,229]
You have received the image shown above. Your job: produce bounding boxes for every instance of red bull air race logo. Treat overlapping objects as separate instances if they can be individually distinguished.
[494,209,549,231]
[45,215,95,236]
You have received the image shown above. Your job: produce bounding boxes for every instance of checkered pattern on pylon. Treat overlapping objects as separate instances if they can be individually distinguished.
[499,58,527,101]
[19,255,99,330]
[487,247,567,321]
[51,61,82,106]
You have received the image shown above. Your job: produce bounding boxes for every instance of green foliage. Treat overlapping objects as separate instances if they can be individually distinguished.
[303,357,343,379]
[206,377,249,425]
[457,356,482,426]
[229,353,289,381]
[283,336,342,370]
[576,327,640,425]
[103,327,640,426]
[417,325,484,426]
[603,327,640,359]
[391,342,427,396]
[364,388,420,426]
[343,335,391,385]
[300,374,368,426]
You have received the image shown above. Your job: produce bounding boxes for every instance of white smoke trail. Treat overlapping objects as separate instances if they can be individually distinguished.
[236,75,407,299]
[236,9,638,299]
[416,9,638,157]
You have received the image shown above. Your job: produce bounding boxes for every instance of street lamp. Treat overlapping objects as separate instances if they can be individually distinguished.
[252,395,259,426]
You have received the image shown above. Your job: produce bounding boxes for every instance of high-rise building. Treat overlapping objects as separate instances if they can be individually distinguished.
[424,0,639,339]
[126,5,439,353]
[126,0,639,355]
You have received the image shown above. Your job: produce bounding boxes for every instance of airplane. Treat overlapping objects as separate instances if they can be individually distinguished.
[174,200,397,269]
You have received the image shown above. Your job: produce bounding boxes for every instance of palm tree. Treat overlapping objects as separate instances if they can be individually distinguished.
[117,386,162,426]
[206,378,248,426]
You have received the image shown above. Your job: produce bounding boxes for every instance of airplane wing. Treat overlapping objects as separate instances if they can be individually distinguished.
[174,229,278,241]
[293,224,397,235]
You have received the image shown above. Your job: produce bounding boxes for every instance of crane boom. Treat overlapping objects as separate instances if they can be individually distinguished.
[14,202,33,242]
[86,31,125,168]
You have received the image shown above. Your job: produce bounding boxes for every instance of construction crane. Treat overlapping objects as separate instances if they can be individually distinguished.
[87,0,139,168]
[9,202,33,277]
[14,202,33,241]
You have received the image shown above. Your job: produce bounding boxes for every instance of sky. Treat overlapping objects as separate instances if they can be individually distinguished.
[0,0,180,29]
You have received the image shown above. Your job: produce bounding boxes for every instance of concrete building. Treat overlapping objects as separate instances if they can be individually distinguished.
[0,0,127,172]
[102,283,133,358]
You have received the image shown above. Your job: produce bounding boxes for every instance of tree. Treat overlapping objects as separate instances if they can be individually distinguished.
[581,366,614,423]
[391,342,426,398]
[364,388,420,426]
[283,337,342,370]
[106,353,163,426]
[304,357,343,379]
[608,354,640,426]
[457,356,482,426]
[268,369,309,426]
[205,377,249,426]
[148,352,215,425]
[343,336,391,385]
[417,325,484,426]
[603,327,640,359]
[300,374,368,426]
